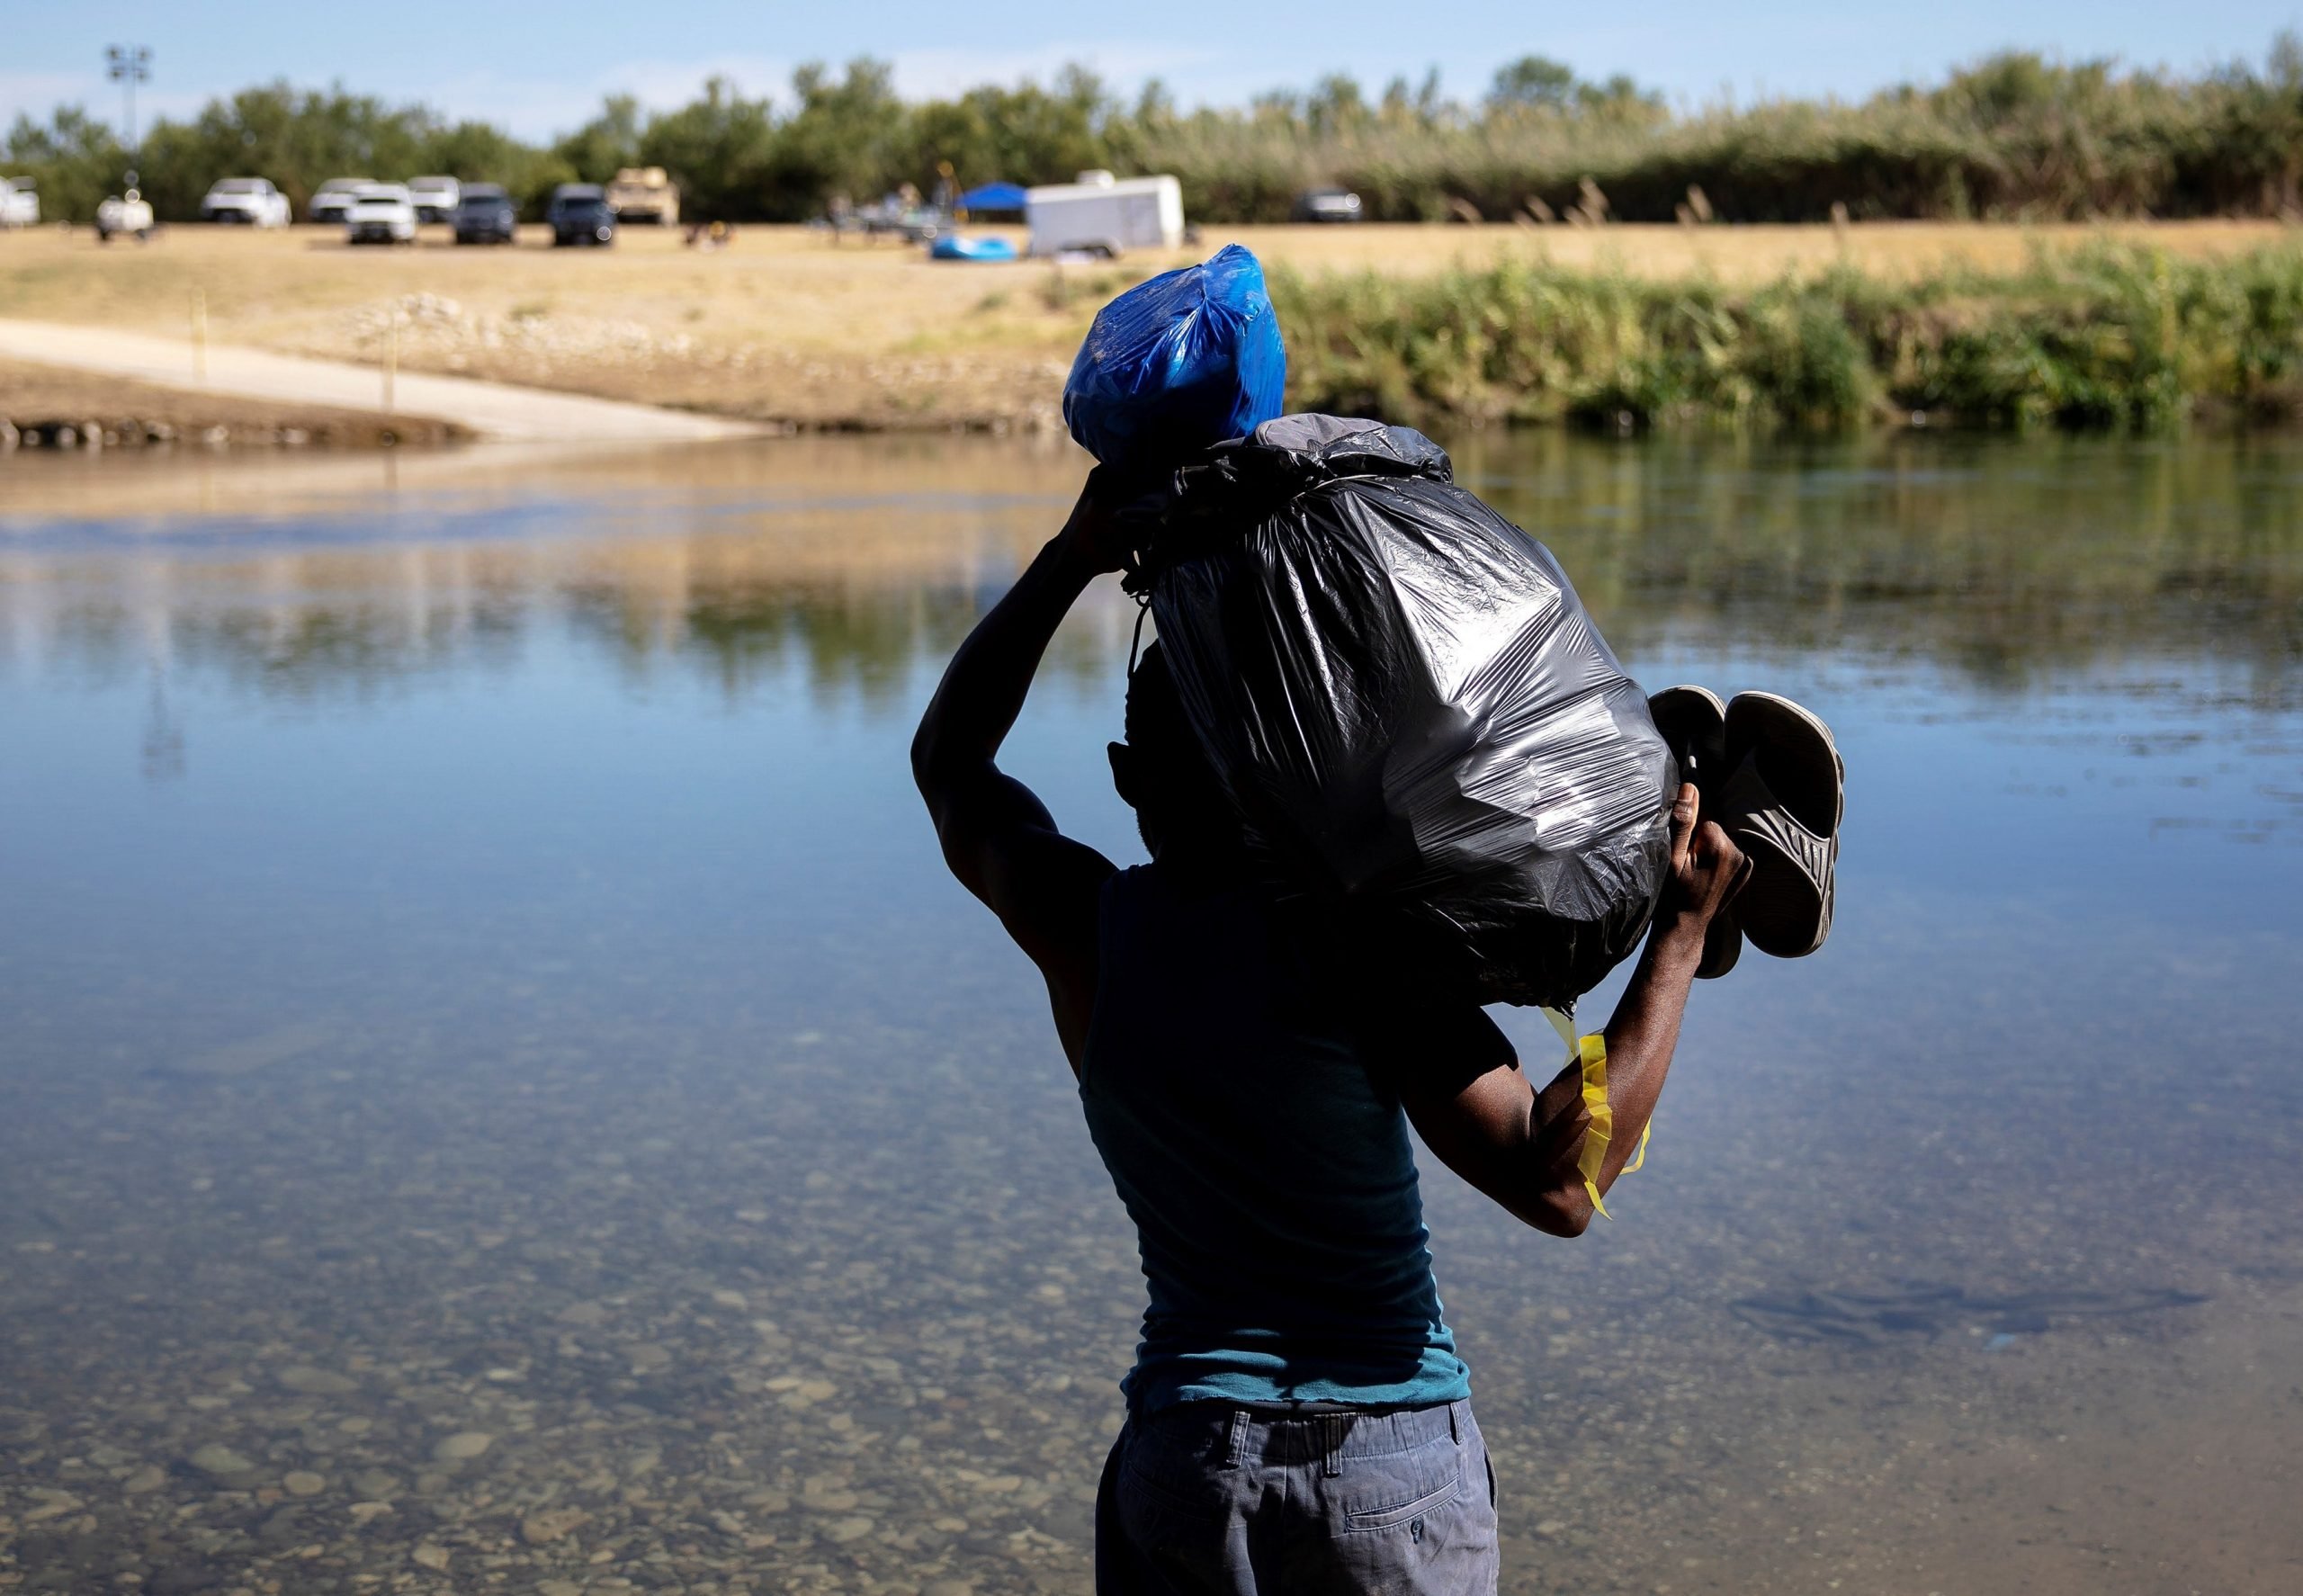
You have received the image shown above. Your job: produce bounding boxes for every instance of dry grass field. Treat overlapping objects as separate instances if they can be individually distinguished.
[1,220,2290,429]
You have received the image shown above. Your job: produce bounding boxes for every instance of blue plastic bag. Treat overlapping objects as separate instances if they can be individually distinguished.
[1063,244,1286,471]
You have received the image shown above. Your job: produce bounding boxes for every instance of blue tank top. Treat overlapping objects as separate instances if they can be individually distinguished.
[1079,865,1471,1414]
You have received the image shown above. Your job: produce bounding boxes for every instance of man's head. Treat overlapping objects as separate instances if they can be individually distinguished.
[1109,641,1241,864]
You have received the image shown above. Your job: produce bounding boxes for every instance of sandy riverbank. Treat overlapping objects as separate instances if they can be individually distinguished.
[0,358,466,448]
[0,220,2286,432]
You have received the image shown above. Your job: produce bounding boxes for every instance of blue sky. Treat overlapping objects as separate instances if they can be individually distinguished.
[7,2,2296,141]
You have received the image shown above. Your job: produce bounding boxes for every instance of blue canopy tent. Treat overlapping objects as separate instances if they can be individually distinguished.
[958,182,1028,215]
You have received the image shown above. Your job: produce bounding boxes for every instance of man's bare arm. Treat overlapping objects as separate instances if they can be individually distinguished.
[1402,785,1747,1236]
[910,484,1125,1065]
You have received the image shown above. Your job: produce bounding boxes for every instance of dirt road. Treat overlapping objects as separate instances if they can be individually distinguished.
[0,318,761,444]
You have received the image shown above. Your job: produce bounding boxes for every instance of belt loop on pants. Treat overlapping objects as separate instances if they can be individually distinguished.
[1223,1408,1250,1470]
[1449,1400,1461,1445]
[1322,1414,1346,1478]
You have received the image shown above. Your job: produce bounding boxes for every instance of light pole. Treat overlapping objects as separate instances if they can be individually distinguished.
[106,44,151,191]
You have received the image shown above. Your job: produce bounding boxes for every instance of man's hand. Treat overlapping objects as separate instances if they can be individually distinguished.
[1658,782,1748,933]
[1056,474,1133,577]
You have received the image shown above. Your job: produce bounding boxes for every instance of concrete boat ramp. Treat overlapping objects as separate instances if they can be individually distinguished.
[0,317,762,445]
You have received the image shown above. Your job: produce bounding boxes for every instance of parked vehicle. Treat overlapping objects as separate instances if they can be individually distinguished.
[2,176,39,228]
[605,166,678,226]
[452,184,517,246]
[407,175,461,224]
[309,177,373,224]
[547,184,616,247]
[96,190,156,242]
[200,177,292,227]
[1290,187,1364,224]
[345,184,417,246]
[848,196,945,242]
[1025,173,1184,257]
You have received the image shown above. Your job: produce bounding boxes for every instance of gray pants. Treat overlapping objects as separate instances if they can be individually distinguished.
[1095,1399,1500,1595]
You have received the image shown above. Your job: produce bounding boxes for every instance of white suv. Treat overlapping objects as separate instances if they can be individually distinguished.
[407,175,461,224]
[345,184,417,246]
[310,177,374,224]
[2,176,38,228]
[201,177,292,227]
[96,190,156,242]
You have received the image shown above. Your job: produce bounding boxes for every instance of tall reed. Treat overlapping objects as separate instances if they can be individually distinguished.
[1271,244,2303,431]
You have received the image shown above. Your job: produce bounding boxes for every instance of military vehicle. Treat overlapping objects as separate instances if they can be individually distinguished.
[606,166,678,226]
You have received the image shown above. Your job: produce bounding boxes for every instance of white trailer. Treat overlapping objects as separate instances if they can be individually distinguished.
[1025,173,1183,258]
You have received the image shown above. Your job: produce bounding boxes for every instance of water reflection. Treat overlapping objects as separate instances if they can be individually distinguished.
[7,432,2295,713]
[1470,429,2303,695]
[1,431,2299,1595]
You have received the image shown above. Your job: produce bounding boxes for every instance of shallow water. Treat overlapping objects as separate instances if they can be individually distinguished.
[3,430,2299,1595]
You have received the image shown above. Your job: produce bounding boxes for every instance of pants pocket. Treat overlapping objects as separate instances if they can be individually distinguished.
[1324,1420,1500,1594]
[1340,1464,1464,1532]
[1116,1422,1238,1526]
[1108,1425,1246,1593]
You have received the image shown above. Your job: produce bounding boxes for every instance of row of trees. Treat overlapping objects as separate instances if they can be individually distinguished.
[6,41,2302,228]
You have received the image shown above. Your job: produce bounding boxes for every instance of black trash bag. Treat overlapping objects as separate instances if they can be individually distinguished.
[1122,414,1676,1010]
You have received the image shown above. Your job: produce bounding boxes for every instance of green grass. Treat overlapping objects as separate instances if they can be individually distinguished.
[1272,242,2303,432]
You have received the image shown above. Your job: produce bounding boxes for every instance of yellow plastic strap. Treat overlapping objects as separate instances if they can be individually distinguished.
[1538,1009,1650,1220]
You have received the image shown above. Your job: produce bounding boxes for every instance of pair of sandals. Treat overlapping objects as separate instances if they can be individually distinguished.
[1647,686,1843,979]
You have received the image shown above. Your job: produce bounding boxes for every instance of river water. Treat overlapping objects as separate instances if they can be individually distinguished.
[2,431,2299,1596]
